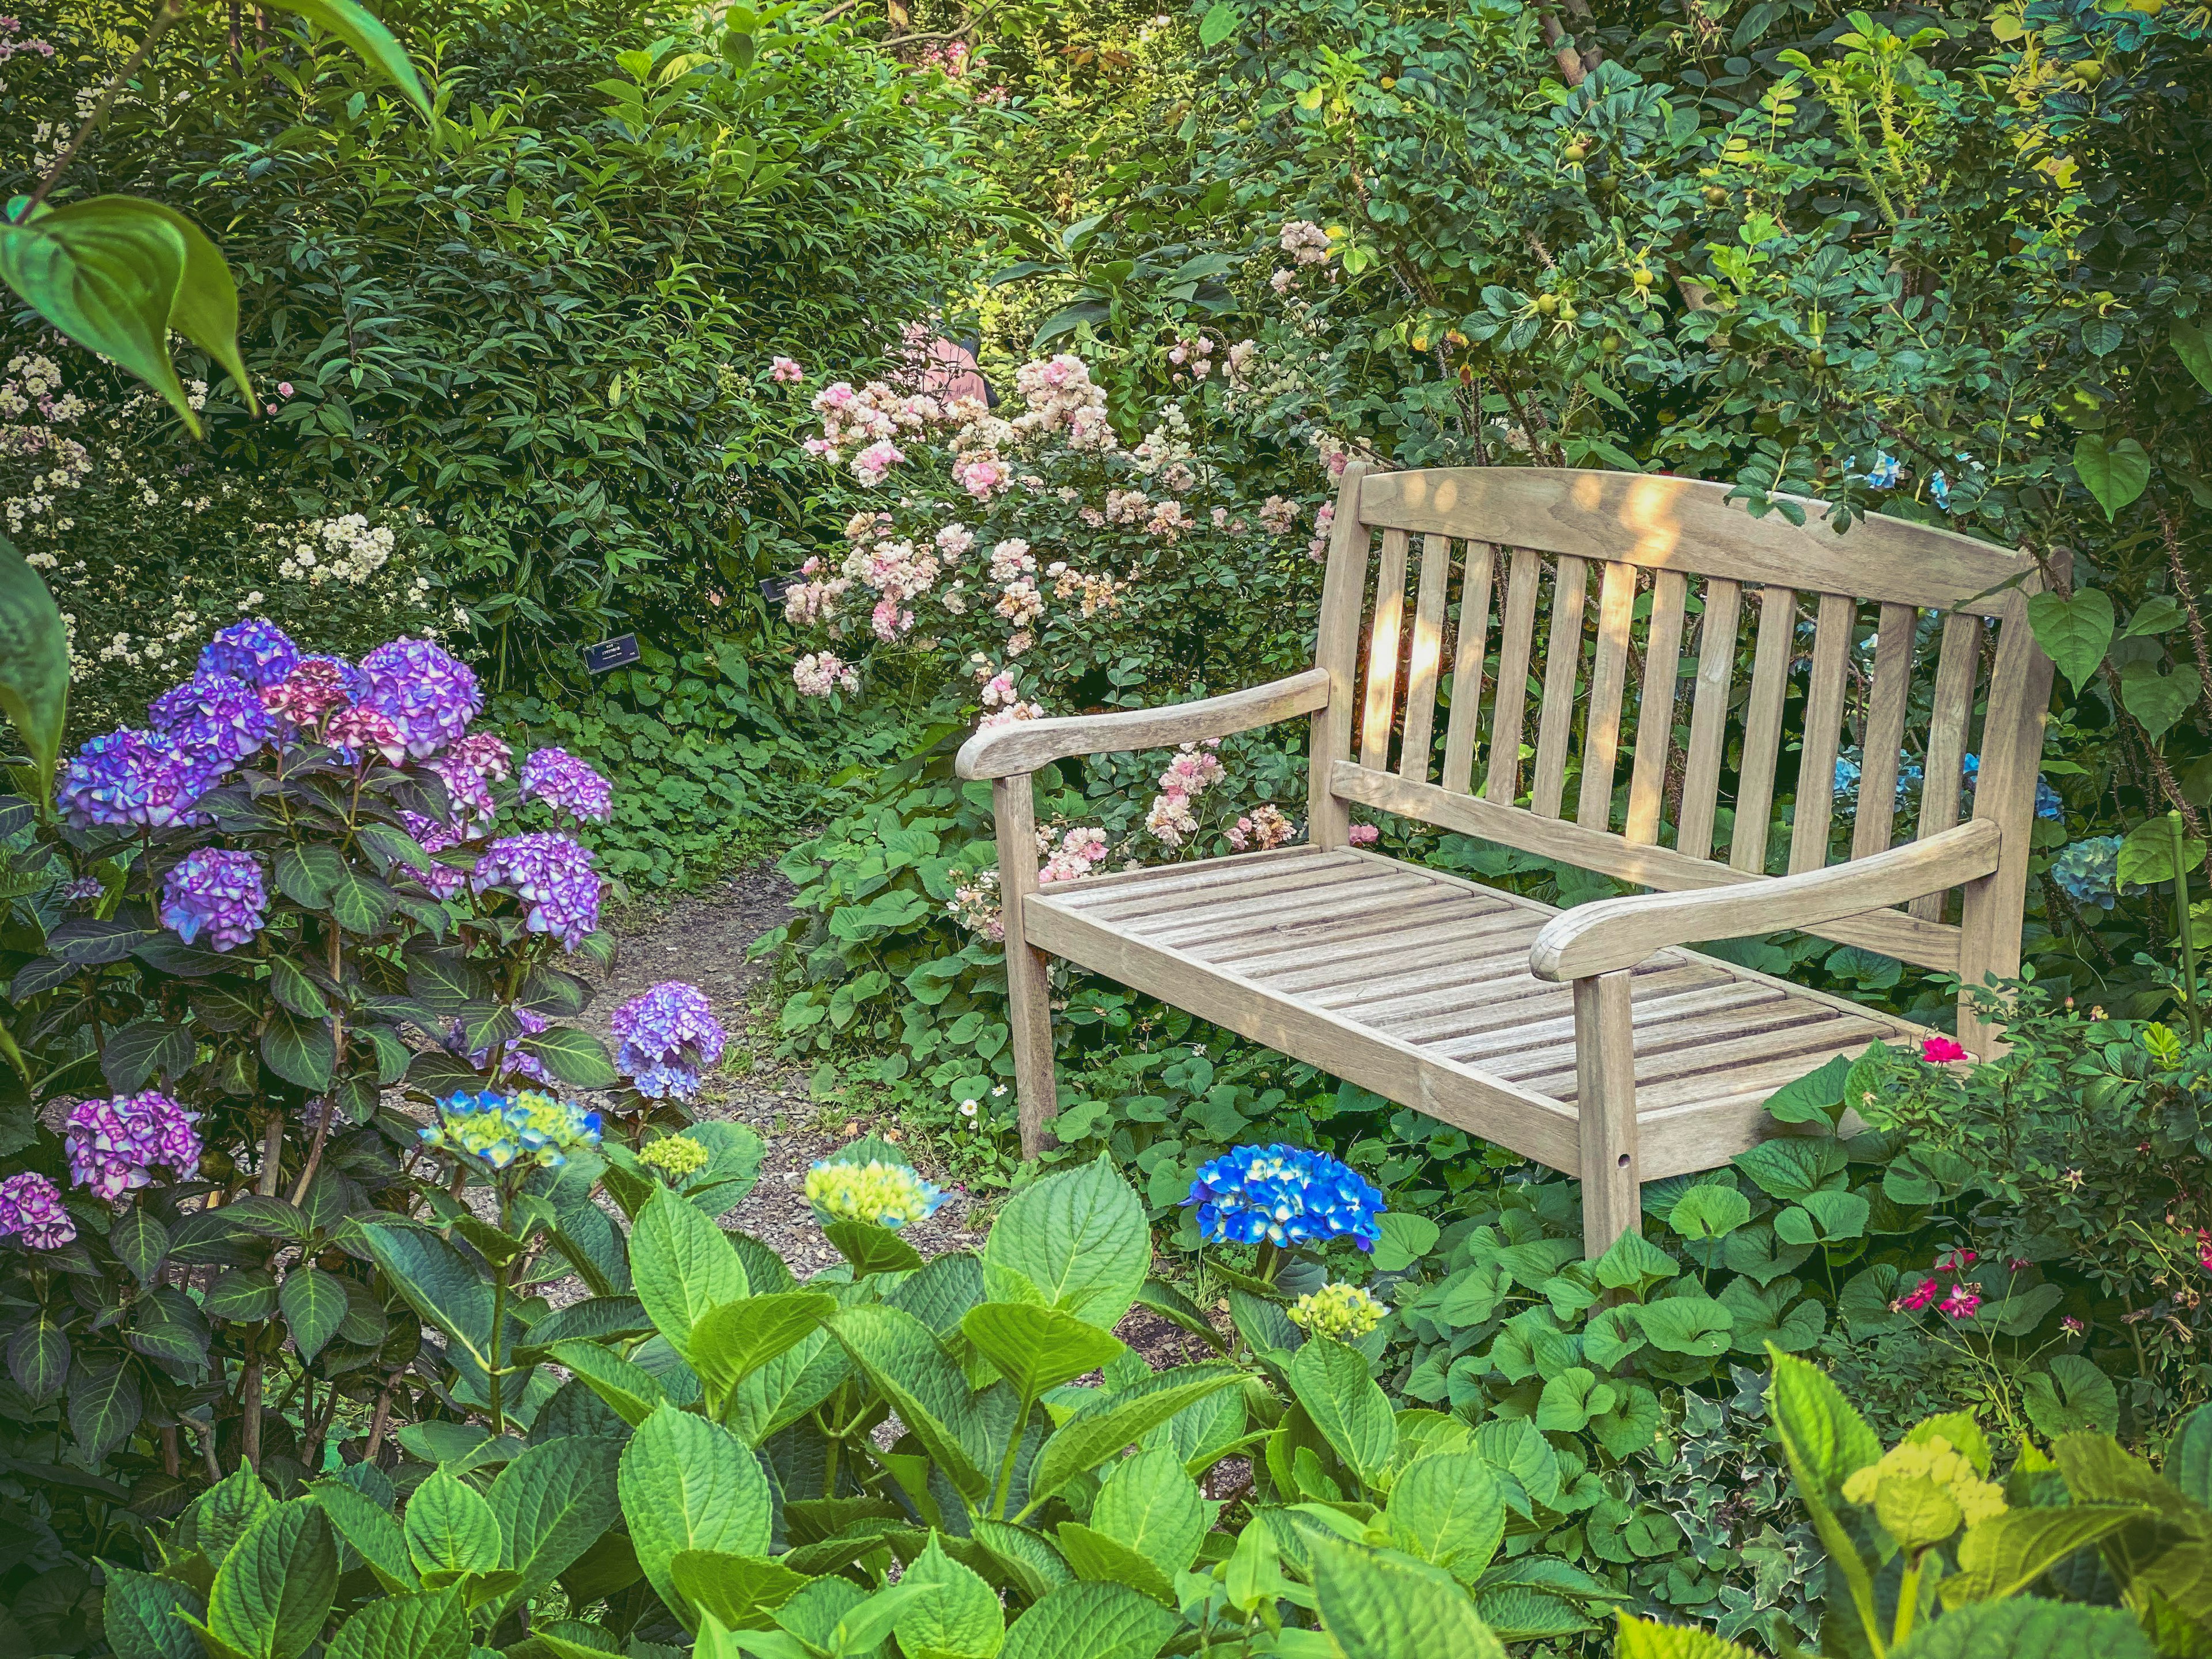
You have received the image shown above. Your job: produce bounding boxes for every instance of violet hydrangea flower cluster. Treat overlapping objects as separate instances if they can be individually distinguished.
[611,982,727,1099]
[63,1091,202,1200]
[448,1005,550,1084]
[473,832,600,950]
[360,637,483,757]
[198,617,301,687]
[520,747,613,823]
[1184,1143,1385,1251]
[150,671,271,771]
[58,728,208,828]
[0,1171,74,1249]
[158,847,269,951]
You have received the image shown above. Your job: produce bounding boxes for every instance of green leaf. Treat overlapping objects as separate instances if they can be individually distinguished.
[262,1009,337,1090]
[544,1339,666,1426]
[277,0,434,114]
[630,1188,749,1358]
[324,1590,468,1659]
[99,1562,206,1659]
[982,1156,1149,1328]
[971,1517,1074,1603]
[2073,434,2152,521]
[519,1026,619,1088]
[2027,588,2118,694]
[1386,1452,1504,1581]
[1762,1054,1852,1124]
[69,1362,142,1464]
[1372,1212,1440,1272]
[2173,319,2212,391]
[179,1468,278,1565]
[2119,660,2203,744]
[404,1470,500,1583]
[1593,1228,1679,1290]
[2021,1355,2120,1438]
[1198,2,1240,49]
[1635,1296,1735,1357]
[1946,1503,2150,1603]
[617,1406,774,1631]
[202,1501,338,1659]
[1027,1366,1243,1510]
[1090,1446,1205,1574]
[1667,1183,1752,1240]
[823,1216,927,1277]
[1288,1338,1396,1490]
[827,1304,993,1503]
[1535,1367,1616,1433]
[279,1266,348,1363]
[358,1222,499,1376]
[1766,1349,1879,1495]
[2175,1403,2212,1508]
[893,1532,1005,1659]
[309,1477,418,1592]
[2118,816,2207,888]
[690,1293,836,1406]
[267,956,331,1020]
[670,1550,811,1632]
[1889,1597,2157,1657]
[1056,1522,1177,1605]
[962,1302,1125,1407]
[1774,1189,1870,1245]
[1732,1137,1847,1201]
[102,1018,195,1094]
[1609,1615,1760,1657]
[326,867,397,934]
[1308,1532,1505,1658]
[489,1436,621,1592]
[110,1206,171,1285]
[0,537,67,777]
[997,1581,1177,1659]
[8,1312,69,1402]
[0,199,195,431]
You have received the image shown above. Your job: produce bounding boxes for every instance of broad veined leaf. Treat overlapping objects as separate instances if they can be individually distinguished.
[1306,1531,1505,1658]
[404,1469,501,1584]
[1089,1446,1206,1575]
[1198,2,1240,50]
[690,1293,837,1407]
[546,1339,667,1426]
[892,1532,1005,1659]
[1287,1337,1396,1490]
[280,1264,349,1362]
[669,1550,812,1632]
[1945,1503,2151,1604]
[961,1302,1126,1406]
[982,1156,1149,1328]
[1668,1183,1752,1240]
[617,1406,774,1630]
[1608,1615,1759,1658]
[324,1589,468,1659]
[1634,1296,1735,1357]
[996,1580,1178,1659]
[0,537,67,776]
[2027,588,2117,694]
[1889,1597,2157,1657]
[518,1025,619,1088]
[310,1477,419,1592]
[100,1562,206,1659]
[178,1467,278,1566]
[631,1188,749,1357]
[1025,1365,1244,1510]
[488,1436,622,1592]
[827,1303,993,1502]
[262,1008,337,1090]
[2071,433,2151,522]
[2021,1355,2120,1439]
[196,1501,339,1659]
[69,1361,142,1465]
[358,1222,503,1375]
[109,1206,171,1285]
[2119,660,2202,743]
[1055,1521,1177,1605]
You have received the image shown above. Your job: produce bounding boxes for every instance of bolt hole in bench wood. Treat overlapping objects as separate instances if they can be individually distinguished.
[956,464,2059,1256]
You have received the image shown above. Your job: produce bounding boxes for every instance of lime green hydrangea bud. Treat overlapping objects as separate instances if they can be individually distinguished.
[804,1159,945,1229]
[1839,1433,2006,1535]
[1286,1281,1386,1342]
[637,1134,709,1180]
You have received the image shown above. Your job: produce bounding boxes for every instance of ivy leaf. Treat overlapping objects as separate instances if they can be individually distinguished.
[0,539,67,778]
[2025,588,2116,694]
[2119,660,2202,744]
[278,0,434,115]
[2172,319,2212,392]
[2071,434,2151,521]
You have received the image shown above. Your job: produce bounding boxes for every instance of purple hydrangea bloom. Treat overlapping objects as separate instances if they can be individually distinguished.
[610,980,727,1099]
[520,747,613,823]
[429,752,497,827]
[159,848,268,951]
[198,618,300,688]
[57,729,208,828]
[448,733,513,782]
[449,1005,550,1083]
[150,671,270,771]
[473,832,600,950]
[65,1091,202,1200]
[400,810,472,899]
[361,637,483,758]
[60,876,105,904]
[0,1172,75,1249]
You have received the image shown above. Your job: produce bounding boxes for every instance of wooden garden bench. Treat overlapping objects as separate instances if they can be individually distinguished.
[956,465,2058,1254]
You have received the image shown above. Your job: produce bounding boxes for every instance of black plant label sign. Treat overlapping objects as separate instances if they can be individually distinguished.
[584,634,641,674]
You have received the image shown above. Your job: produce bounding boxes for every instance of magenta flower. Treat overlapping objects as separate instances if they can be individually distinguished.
[1892,1277,1941,1312]
[198,618,300,688]
[64,1091,202,1200]
[447,733,513,782]
[0,1172,74,1249]
[400,811,473,899]
[58,729,209,828]
[263,657,359,729]
[473,833,600,950]
[1933,1247,1978,1275]
[1938,1285,1982,1320]
[429,752,498,827]
[324,704,409,765]
[1921,1036,1968,1063]
[360,637,483,757]
[159,848,268,951]
[611,982,726,1099]
[520,747,613,823]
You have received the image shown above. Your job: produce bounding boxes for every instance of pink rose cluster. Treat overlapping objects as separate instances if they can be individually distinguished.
[1037,826,1110,885]
[807,379,951,483]
[1279,219,1332,266]
[1226,805,1296,851]
[794,651,860,698]
[1145,741,1227,849]
[771,355,804,384]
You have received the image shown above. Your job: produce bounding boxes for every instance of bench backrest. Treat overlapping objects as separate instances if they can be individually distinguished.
[1306,465,2057,1030]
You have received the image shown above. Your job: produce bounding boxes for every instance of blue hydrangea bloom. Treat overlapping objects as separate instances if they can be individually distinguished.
[361,637,482,758]
[2034,779,2063,820]
[1184,1144,1385,1251]
[150,671,270,771]
[611,982,726,1100]
[419,1089,602,1172]
[57,728,209,828]
[2051,835,2130,911]
[1833,757,1862,798]
[198,618,300,688]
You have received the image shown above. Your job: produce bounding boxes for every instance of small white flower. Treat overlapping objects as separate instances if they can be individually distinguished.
[959,1099,978,1118]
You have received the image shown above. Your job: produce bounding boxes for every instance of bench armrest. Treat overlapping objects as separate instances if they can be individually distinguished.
[954,668,1332,781]
[1528,819,2002,981]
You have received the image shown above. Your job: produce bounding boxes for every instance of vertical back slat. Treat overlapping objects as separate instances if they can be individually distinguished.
[1730,586,1800,873]
[1676,577,1741,860]
[1531,556,1589,818]
[1305,464,1373,850]
[1625,570,1690,845]
[1577,560,1640,830]
[1482,547,1543,804]
[1439,542,1497,794]
[1851,602,1919,859]
[1358,527,1410,770]
[1907,611,1982,919]
[1788,592,1859,874]
[1397,534,1453,782]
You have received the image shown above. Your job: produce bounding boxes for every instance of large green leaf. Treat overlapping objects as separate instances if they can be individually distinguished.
[982,1157,1149,1328]
[631,1188,749,1358]
[1636,1297,1735,1358]
[829,1303,994,1503]
[1025,1366,1244,1510]
[279,0,433,115]
[1766,1350,1879,1497]
[2174,1404,2212,1508]
[1307,1532,1506,1659]
[101,1019,195,1095]
[179,1468,278,1566]
[2071,433,2152,522]
[1056,1522,1177,1605]
[0,199,194,430]
[1090,1448,1205,1575]
[2119,660,2202,743]
[2021,1355,2120,1439]
[669,1550,812,1632]
[404,1469,501,1584]
[1288,1338,1397,1490]
[110,1207,171,1285]
[517,1026,619,1088]
[544,1339,668,1426]
[198,1502,339,1659]
[359,1221,504,1375]
[1890,1597,2156,1657]
[617,1406,774,1630]
[690,1292,835,1409]
[1945,1504,2150,1603]
[1387,1452,1505,1581]
[996,1581,1177,1659]
[324,1590,468,1659]
[893,1532,1006,1659]
[69,1362,142,1465]
[0,536,67,777]
[262,1009,337,1091]
[2026,588,2116,694]
[280,1265,349,1363]
[309,1477,419,1592]
[488,1436,620,1592]
[962,1302,1125,1407]
[99,1562,205,1659]
[1608,1615,1759,1658]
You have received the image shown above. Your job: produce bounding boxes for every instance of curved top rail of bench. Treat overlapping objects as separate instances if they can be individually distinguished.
[1357,467,2034,616]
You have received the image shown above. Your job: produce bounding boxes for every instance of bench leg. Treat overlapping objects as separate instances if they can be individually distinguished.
[993,775,1059,1160]
[1573,971,1640,1259]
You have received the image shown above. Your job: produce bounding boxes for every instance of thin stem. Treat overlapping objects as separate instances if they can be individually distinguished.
[487,1185,513,1434]
[2173,813,2202,1044]
[256,1113,283,1197]
[1891,1554,1921,1651]
[23,0,187,215]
